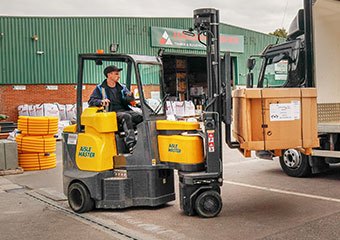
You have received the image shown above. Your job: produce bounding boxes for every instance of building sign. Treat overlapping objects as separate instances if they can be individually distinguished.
[13,85,26,90]
[151,27,244,53]
[46,85,58,90]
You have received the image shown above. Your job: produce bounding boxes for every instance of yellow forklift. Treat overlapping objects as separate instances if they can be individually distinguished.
[63,8,238,218]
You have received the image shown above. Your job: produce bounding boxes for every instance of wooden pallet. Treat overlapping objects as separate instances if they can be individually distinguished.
[0,121,17,133]
[0,133,9,139]
[0,167,24,176]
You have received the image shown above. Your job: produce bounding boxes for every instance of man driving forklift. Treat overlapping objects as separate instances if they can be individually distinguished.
[88,65,143,152]
[64,8,228,218]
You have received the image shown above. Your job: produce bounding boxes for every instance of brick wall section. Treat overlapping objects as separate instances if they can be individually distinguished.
[0,84,96,122]
[0,84,159,122]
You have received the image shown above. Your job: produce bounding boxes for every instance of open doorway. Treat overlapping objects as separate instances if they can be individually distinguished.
[162,54,237,109]
[162,55,206,100]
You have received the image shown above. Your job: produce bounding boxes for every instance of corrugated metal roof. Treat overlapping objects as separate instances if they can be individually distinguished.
[0,16,280,85]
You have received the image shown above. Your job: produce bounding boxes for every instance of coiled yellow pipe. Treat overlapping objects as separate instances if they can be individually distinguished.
[18,153,56,171]
[16,135,56,153]
[18,116,58,135]
[16,116,58,171]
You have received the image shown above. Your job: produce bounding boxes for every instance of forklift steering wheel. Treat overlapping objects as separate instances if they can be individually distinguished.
[144,100,158,115]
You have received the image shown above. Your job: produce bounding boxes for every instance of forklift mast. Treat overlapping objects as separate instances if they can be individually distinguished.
[193,8,221,113]
[192,9,223,173]
[192,9,239,153]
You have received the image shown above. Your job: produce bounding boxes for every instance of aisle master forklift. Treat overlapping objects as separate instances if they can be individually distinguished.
[63,8,237,218]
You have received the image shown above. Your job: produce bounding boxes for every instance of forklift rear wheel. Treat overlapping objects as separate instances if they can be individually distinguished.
[68,182,94,213]
[194,190,222,218]
[279,149,311,177]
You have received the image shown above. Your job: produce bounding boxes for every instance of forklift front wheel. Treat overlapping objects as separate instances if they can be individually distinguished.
[68,182,94,213]
[195,190,222,218]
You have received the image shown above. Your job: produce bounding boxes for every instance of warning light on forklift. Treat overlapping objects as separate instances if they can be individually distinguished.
[96,49,104,54]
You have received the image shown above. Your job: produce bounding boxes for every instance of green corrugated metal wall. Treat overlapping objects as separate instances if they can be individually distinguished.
[0,16,279,85]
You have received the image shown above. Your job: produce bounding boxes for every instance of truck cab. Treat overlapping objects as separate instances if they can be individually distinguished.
[248,9,305,89]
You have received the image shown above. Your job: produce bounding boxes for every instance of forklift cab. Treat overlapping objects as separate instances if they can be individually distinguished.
[77,54,166,123]
[76,54,167,154]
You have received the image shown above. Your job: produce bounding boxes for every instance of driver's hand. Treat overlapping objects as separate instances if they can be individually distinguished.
[101,99,110,107]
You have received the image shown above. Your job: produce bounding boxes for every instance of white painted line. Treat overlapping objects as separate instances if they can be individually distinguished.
[223,159,260,166]
[224,180,340,203]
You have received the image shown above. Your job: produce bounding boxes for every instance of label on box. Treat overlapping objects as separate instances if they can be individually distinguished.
[269,101,300,121]
[291,101,301,120]
[67,134,78,145]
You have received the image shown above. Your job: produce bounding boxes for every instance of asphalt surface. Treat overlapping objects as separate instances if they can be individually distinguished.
[2,141,340,239]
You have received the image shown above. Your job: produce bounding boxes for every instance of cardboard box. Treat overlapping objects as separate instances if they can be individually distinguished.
[190,86,204,96]
[176,59,187,69]
[232,88,319,155]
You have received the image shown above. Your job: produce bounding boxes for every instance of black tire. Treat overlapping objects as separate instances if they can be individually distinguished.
[279,149,311,177]
[194,190,222,218]
[182,207,196,216]
[68,182,94,213]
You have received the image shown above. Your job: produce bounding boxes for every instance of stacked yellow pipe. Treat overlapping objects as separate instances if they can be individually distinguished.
[18,116,58,135]
[18,153,57,171]
[16,135,56,153]
[16,116,58,171]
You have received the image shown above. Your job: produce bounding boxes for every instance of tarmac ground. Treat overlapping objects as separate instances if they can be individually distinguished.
[2,141,340,240]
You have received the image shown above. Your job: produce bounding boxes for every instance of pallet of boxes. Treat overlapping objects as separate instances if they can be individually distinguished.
[16,116,58,171]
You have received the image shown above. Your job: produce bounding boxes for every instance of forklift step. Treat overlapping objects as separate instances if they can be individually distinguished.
[179,171,221,185]
[96,177,135,208]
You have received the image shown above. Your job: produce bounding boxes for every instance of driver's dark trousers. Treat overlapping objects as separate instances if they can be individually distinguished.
[116,111,143,148]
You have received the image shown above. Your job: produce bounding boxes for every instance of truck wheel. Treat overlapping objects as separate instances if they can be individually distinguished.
[279,149,311,177]
[68,182,94,213]
[194,190,222,218]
